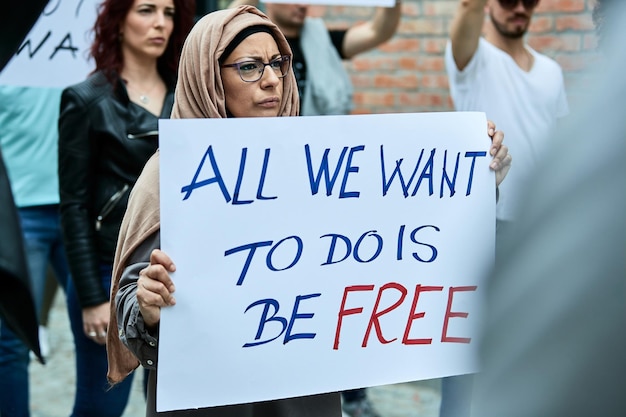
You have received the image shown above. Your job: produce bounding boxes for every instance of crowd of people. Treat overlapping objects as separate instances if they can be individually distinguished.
[1,1,621,417]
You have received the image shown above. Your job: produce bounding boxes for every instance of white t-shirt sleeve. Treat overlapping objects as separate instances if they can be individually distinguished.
[445,38,483,75]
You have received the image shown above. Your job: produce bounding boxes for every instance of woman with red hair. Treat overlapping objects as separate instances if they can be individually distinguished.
[58,0,195,415]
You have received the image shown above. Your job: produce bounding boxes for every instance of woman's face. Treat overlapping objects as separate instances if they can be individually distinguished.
[220,32,285,118]
[120,0,175,61]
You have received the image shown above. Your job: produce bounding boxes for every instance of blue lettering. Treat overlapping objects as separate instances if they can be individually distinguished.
[410,225,440,263]
[224,241,273,285]
[284,294,320,343]
[464,151,487,195]
[320,234,352,265]
[256,148,277,201]
[232,148,252,205]
[381,146,425,197]
[339,145,364,199]
[411,149,436,197]
[266,236,303,272]
[353,230,383,263]
[243,299,287,347]
[440,151,460,198]
[180,145,231,202]
[305,145,348,196]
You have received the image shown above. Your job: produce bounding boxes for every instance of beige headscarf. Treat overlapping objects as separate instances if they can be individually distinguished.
[106,5,299,384]
[171,5,299,119]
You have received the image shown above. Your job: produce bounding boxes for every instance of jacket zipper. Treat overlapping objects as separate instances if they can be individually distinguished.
[95,184,130,231]
[127,131,158,140]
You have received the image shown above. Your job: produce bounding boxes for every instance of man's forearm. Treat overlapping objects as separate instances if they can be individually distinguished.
[449,0,486,70]
[371,0,402,44]
[342,0,402,59]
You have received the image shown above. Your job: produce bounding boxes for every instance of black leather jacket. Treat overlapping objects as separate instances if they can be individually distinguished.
[58,71,174,308]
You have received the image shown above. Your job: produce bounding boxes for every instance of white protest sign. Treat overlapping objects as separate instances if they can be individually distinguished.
[158,112,494,412]
[0,0,97,87]
[262,0,395,7]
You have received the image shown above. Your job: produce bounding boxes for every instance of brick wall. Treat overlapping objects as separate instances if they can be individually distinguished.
[308,0,600,114]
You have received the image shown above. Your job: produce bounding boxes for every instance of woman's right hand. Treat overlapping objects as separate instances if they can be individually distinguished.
[137,249,177,328]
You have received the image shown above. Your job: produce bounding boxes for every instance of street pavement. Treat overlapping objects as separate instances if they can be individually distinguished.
[29,292,442,417]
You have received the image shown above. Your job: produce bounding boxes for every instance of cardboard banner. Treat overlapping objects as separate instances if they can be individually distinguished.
[0,0,97,87]
[157,112,494,412]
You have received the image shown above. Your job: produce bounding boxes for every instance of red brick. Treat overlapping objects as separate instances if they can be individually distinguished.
[398,92,445,108]
[400,2,421,17]
[353,92,396,107]
[527,34,581,52]
[422,38,447,54]
[350,107,373,115]
[556,15,595,31]
[351,75,373,89]
[398,18,447,36]
[417,56,445,72]
[378,38,421,53]
[397,57,421,70]
[420,74,450,89]
[536,0,586,13]
[351,57,396,72]
[423,0,457,17]
[374,74,420,89]
[529,16,554,33]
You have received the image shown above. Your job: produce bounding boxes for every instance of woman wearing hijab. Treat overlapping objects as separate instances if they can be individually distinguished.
[106,5,338,417]
[106,6,511,416]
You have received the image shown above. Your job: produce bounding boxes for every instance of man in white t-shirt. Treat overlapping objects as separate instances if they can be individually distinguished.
[441,1,568,416]
[445,0,568,224]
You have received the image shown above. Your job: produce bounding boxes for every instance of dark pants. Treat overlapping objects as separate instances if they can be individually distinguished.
[66,263,134,417]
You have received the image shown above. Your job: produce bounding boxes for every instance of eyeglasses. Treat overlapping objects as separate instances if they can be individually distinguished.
[497,0,540,10]
[222,55,291,82]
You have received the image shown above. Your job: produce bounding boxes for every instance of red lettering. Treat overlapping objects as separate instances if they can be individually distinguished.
[333,285,374,350]
[362,283,407,347]
[441,286,477,343]
[333,282,479,350]
[402,284,444,345]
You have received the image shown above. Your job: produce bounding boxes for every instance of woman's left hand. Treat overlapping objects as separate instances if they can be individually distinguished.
[487,120,512,187]
[82,303,110,345]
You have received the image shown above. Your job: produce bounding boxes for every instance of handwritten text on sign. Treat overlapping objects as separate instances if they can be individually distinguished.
[157,112,494,412]
[0,0,97,87]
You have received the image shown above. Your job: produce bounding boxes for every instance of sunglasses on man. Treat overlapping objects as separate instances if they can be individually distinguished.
[498,0,540,10]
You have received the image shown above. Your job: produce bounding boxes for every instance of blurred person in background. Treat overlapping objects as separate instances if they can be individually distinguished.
[445,0,569,229]
[0,85,69,417]
[441,1,569,414]
[0,3,57,416]
[57,0,195,415]
[471,0,625,416]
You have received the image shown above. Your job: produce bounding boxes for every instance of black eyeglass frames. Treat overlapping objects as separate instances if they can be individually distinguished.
[222,55,291,83]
